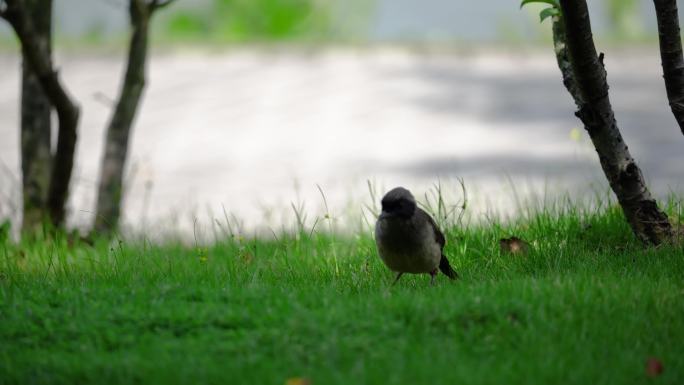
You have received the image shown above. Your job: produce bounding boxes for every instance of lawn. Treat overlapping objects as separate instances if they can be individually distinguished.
[1,203,683,385]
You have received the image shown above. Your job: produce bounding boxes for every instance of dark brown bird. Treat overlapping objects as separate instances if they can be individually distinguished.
[374,187,458,285]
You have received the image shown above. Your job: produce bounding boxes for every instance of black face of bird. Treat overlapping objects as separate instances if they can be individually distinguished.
[380,187,416,219]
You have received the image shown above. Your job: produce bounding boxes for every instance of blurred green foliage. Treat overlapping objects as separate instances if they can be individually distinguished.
[605,0,644,39]
[163,0,329,42]
[519,0,651,44]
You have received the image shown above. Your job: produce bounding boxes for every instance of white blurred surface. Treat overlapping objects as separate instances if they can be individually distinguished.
[1,48,683,237]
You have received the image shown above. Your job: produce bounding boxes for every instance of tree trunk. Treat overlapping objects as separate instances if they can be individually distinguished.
[557,0,673,245]
[551,16,582,106]
[653,0,684,135]
[20,0,53,232]
[2,0,80,228]
[94,0,151,234]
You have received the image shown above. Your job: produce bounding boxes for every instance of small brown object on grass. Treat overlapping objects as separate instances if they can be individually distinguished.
[285,378,311,385]
[646,357,664,377]
[499,236,530,255]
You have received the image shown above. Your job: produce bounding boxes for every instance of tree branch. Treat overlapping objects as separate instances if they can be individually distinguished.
[19,0,54,233]
[551,13,583,108]
[557,0,673,245]
[148,0,175,13]
[3,0,80,226]
[94,0,151,233]
[94,0,175,234]
[653,0,684,135]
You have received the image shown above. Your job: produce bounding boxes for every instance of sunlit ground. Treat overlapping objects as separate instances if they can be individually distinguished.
[1,47,683,238]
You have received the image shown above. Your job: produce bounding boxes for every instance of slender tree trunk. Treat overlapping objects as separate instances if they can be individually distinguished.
[94,0,151,234]
[20,0,53,232]
[2,0,80,227]
[556,0,673,245]
[653,0,684,135]
[551,16,582,106]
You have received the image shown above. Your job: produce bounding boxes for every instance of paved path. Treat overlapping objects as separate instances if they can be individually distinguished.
[1,48,682,237]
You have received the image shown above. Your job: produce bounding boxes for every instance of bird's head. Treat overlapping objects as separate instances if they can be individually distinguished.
[380,187,416,219]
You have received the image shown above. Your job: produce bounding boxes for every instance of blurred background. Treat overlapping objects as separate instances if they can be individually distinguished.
[1,0,683,238]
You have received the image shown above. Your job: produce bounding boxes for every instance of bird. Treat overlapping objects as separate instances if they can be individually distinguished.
[374,187,458,285]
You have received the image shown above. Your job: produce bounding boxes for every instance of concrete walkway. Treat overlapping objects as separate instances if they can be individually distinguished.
[1,48,682,237]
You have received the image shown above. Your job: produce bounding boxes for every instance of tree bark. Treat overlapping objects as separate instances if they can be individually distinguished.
[19,0,52,232]
[94,0,150,233]
[94,0,174,234]
[653,0,684,135]
[2,0,80,227]
[551,16,582,107]
[556,0,673,245]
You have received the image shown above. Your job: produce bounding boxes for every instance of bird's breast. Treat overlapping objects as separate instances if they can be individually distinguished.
[375,217,441,273]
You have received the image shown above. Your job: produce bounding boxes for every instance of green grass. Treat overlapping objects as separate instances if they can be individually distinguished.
[1,203,683,385]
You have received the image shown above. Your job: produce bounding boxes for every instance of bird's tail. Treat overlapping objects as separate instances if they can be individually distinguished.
[439,254,458,280]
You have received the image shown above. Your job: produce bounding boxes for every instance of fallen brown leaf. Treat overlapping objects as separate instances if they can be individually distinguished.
[499,236,530,255]
[646,357,664,377]
[285,377,311,385]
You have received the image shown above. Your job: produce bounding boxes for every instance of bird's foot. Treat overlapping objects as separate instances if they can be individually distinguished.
[430,268,438,286]
[392,272,404,286]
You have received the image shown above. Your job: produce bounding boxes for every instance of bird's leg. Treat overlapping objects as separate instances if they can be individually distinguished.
[430,268,438,286]
[392,272,404,285]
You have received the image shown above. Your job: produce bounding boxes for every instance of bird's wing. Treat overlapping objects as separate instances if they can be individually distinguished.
[417,208,445,248]
[417,208,458,280]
